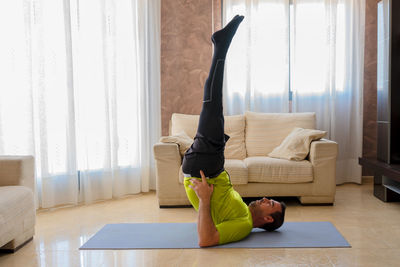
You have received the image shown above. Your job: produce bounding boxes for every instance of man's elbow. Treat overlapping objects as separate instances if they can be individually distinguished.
[198,240,218,248]
[198,233,219,247]
[198,241,208,248]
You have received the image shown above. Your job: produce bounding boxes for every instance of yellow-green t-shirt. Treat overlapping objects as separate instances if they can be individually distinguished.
[184,170,253,245]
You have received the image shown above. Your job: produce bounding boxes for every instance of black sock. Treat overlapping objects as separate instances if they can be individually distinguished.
[211,15,244,58]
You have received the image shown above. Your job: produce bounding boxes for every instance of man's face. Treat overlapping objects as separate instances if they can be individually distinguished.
[249,197,282,217]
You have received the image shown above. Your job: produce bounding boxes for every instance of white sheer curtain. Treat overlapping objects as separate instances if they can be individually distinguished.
[223,0,290,114]
[291,0,365,184]
[223,0,365,184]
[0,0,161,208]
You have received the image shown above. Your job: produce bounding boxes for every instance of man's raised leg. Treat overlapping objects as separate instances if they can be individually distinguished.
[182,15,244,178]
[196,15,245,144]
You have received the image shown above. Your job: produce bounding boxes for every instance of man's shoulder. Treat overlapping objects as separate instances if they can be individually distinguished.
[216,216,253,245]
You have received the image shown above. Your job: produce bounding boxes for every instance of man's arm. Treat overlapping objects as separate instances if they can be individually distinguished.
[189,170,220,247]
[197,197,219,247]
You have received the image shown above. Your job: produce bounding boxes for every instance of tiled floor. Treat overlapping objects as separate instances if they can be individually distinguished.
[1,179,400,267]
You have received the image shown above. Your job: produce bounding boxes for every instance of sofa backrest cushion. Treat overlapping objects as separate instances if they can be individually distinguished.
[245,111,316,156]
[170,113,246,160]
[170,113,198,138]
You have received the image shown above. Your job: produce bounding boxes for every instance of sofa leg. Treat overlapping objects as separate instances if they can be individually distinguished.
[0,237,33,253]
[298,196,334,205]
[0,227,35,253]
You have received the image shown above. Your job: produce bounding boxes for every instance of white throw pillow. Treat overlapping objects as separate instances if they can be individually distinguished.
[160,131,193,156]
[268,127,326,161]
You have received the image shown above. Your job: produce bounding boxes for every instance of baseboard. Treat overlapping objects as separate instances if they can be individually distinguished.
[160,205,192,209]
[300,202,334,206]
[362,176,373,184]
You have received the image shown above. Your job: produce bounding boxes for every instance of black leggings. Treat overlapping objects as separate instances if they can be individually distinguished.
[182,15,244,178]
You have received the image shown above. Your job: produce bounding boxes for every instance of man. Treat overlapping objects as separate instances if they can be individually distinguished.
[182,15,286,247]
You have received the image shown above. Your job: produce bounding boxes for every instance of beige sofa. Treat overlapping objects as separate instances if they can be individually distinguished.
[154,112,338,207]
[0,156,36,252]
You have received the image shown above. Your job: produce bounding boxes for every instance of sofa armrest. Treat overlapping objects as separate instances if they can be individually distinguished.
[309,139,338,162]
[0,156,35,192]
[153,142,182,165]
[153,142,188,206]
[308,139,338,198]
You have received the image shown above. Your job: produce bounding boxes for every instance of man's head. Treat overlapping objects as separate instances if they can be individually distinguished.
[248,198,286,231]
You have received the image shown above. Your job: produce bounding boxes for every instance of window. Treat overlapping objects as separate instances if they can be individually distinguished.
[224,0,347,106]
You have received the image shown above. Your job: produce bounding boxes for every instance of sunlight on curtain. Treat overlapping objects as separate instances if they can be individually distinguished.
[223,0,290,114]
[223,0,365,184]
[292,1,326,94]
[0,1,34,156]
[291,1,346,95]
[0,0,161,208]
[291,0,365,184]
[28,0,79,207]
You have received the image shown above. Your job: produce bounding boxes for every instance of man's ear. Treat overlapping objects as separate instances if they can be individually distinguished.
[264,216,274,224]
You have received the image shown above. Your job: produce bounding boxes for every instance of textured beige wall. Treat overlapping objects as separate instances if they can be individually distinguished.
[362,0,378,175]
[161,0,222,135]
[213,0,222,32]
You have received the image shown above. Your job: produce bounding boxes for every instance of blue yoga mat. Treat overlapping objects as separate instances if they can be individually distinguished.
[79,222,350,249]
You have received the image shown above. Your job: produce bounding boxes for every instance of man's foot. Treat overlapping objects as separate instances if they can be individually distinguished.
[211,15,244,45]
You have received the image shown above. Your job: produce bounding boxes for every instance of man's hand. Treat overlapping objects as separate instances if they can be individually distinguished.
[189,170,214,202]
[189,170,219,247]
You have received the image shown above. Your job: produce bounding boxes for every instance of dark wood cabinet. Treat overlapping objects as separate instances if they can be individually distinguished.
[359,157,400,202]
[377,0,400,164]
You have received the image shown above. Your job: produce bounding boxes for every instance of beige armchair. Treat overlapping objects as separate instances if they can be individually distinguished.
[0,156,36,252]
[154,112,338,207]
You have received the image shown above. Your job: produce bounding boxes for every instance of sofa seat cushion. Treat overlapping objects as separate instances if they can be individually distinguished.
[178,159,248,185]
[0,186,35,246]
[224,159,248,185]
[244,157,313,183]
